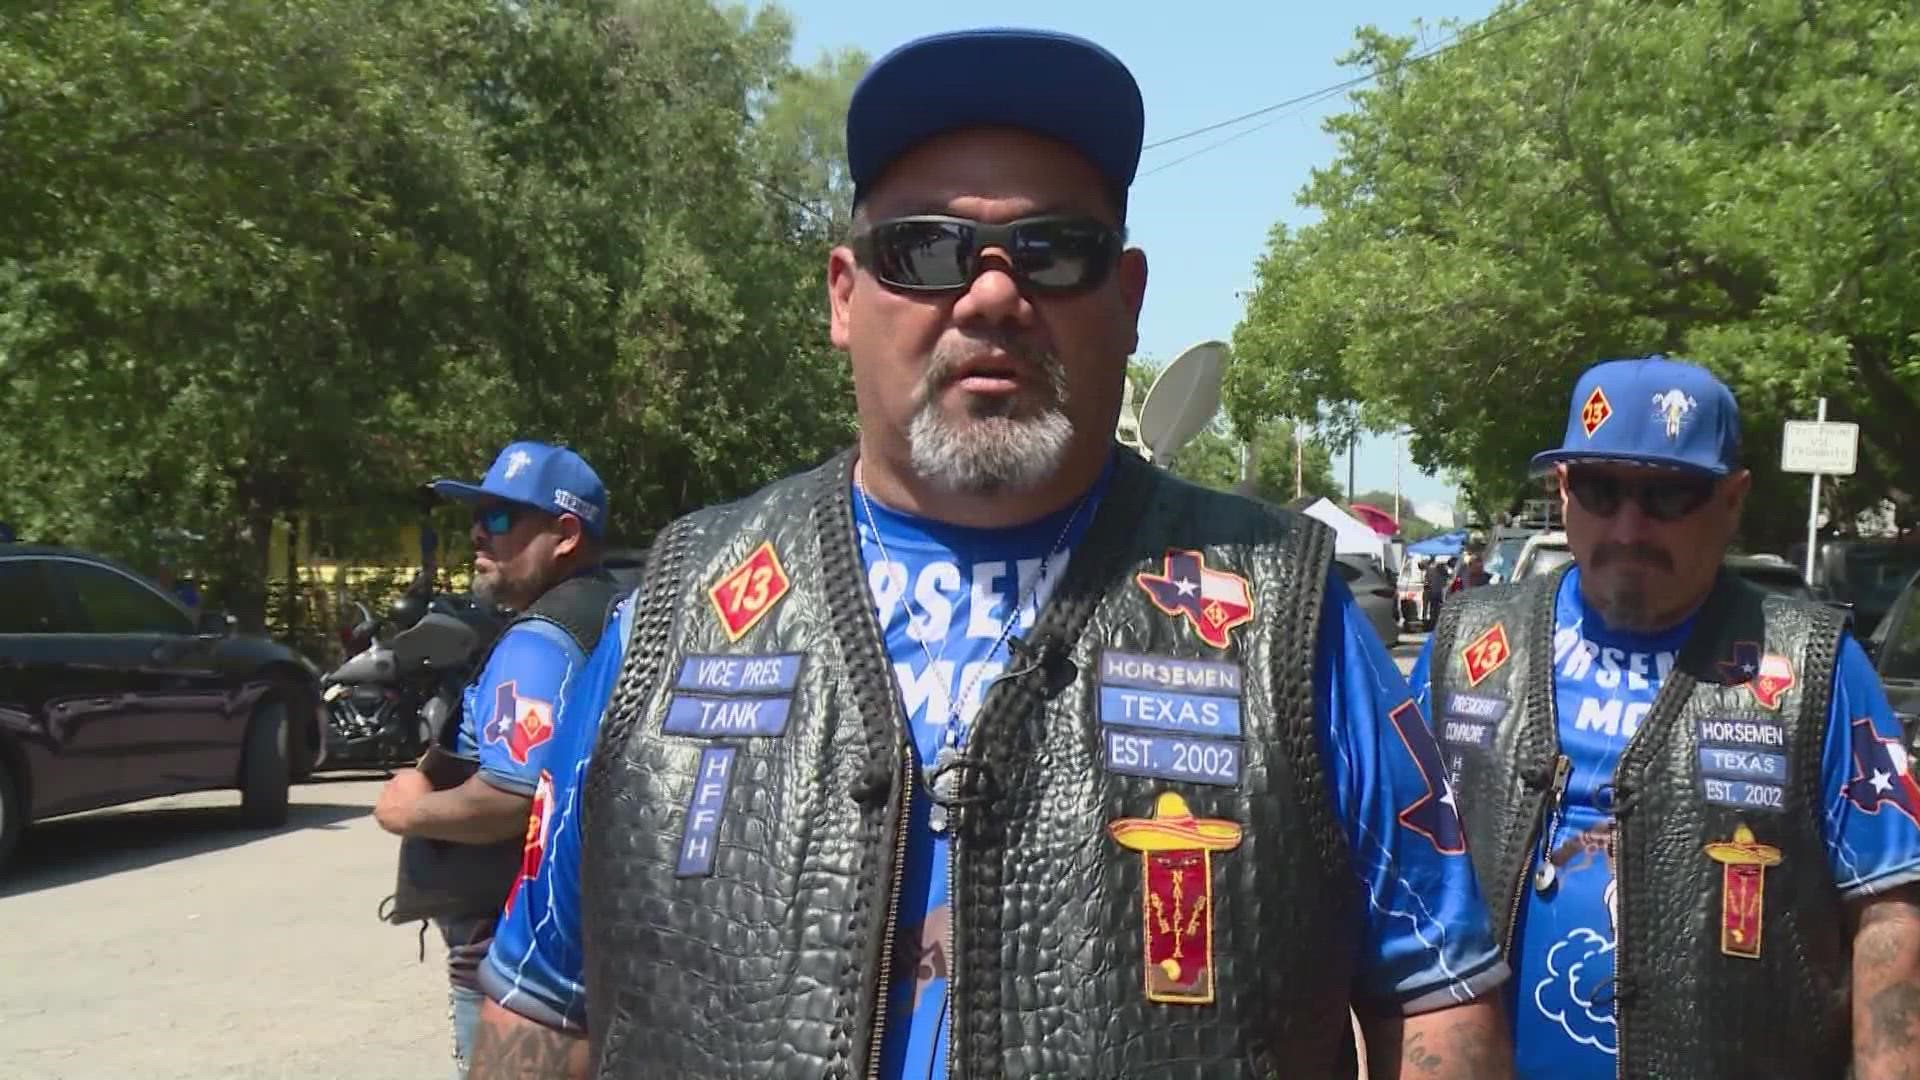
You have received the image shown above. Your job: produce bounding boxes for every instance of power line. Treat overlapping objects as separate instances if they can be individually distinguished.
[1137,0,1582,174]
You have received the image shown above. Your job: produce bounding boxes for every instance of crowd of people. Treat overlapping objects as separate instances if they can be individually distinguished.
[364,25,1920,1080]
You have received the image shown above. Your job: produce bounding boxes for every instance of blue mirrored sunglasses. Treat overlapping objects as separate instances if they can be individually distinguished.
[474,505,523,537]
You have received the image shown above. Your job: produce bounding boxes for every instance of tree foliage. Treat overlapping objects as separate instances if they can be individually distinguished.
[1230,0,1920,545]
[0,0,861,625]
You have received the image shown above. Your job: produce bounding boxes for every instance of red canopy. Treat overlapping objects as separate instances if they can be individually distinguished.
[1349,503,1398,537]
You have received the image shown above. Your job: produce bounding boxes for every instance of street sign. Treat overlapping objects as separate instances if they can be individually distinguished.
[1781,419,1859,476]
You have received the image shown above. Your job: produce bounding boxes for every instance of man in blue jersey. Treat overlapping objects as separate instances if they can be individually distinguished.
[1411,356,1920,1079]
[373,441,623,1079]
[471,27,1512,1079]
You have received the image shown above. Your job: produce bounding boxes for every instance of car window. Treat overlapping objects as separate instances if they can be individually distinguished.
[1878,588,1920,682]
[50,560,192,635]
[1841,546,1920,612]
[1525,546,1574,578]
[1486,537,1527,579]
[0,559,69,633]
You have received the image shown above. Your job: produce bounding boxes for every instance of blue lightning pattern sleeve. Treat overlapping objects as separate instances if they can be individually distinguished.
[1407,636,1437,723]
[478,597,634,1031]
[1316,573,1509,1012]
[1820,633,1920,897]
[456,618,587,794]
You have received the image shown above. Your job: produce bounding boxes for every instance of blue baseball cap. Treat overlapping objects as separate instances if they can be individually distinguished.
[429,442,608,537]
[845,28,1145,212]
[1529,356,1742,478]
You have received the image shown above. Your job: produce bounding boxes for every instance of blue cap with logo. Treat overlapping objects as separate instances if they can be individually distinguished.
[845,28,1144,211]
[1530,355,1742,478]
[429,441,608,537]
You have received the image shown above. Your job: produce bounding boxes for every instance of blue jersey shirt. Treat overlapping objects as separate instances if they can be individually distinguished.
[484,481,1509,1064]
[1409,566,1920,1079]
[454,616,588,795]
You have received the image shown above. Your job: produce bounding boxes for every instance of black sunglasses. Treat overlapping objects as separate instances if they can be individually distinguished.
[850,214,1124,295]
[1566,469,1718,522]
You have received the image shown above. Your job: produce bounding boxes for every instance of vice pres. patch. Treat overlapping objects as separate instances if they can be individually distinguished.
[1696,715,1791,814]
[662,653,804,739]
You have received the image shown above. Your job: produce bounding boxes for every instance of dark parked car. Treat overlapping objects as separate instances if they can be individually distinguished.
[0,545,325,872]
[1803,540,1920,640]
[603,547,646,592]
[1724,554,1817,601]
[1871,569,1920,751]
[1335,555,1400,648]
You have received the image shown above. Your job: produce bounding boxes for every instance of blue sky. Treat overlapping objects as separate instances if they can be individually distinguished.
[772,0,1498,513]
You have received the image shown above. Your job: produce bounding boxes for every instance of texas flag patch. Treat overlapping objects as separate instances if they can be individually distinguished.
[485,680,556,765]
[1135,550,1255,650]
[1720,642,1795,710]
[1844,716,1920,825]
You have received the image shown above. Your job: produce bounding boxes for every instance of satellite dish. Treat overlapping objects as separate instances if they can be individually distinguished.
[1137,340,1227,463]
[1115,375,1146,454]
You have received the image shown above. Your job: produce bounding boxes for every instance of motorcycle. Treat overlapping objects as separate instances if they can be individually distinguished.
[320,586,506,768]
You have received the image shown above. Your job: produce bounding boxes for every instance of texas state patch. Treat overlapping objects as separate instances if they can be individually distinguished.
[485,680,556,766]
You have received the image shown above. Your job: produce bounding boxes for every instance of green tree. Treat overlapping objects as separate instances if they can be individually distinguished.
[1164,422,1340,505]
[0,0,862,628]
[1230,0,1920,546]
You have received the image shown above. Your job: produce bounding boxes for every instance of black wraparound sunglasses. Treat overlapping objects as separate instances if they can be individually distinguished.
[1566,469,1719,522]
[850,214,1125,296]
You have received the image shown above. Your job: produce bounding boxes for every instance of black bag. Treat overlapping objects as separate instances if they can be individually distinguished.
[381,747,523,926]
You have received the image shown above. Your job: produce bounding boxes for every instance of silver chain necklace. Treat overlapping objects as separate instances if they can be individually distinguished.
[855,464,1092,831]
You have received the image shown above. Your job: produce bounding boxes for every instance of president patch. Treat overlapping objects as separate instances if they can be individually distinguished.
[1438,692,1509,752]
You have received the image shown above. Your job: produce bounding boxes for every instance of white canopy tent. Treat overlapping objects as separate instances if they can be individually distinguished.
[1298,497,1392,568]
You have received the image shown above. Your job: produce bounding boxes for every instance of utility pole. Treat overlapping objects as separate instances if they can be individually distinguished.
[1294,424,1304,500]
[1393,431,1403,523]
[1347,431,1357,503]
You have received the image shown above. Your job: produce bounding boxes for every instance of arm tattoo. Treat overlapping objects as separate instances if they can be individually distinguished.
[1402,1030,1443,1075]
[468,1018,586,1080]
[1865,982,1920,1060]
[1853,887,1920,1080]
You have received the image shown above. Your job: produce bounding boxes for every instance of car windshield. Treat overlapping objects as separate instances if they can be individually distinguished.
[1525,546,1574,578]
[1841,545,1920,613]
[1878,588,1920,682]
[1486,537,1527,579]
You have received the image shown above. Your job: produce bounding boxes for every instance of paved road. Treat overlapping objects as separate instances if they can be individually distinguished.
[1392,632,1427,676]
[0,634,1429,1080]
[0,774,450,1080]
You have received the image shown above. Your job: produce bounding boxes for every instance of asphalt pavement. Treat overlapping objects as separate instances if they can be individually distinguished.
[0,775,449,1080]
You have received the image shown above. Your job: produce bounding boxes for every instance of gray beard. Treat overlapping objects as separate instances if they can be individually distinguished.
[905,339,1075,496]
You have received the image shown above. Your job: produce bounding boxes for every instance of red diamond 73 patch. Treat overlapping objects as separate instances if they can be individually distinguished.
[709,541,791,642]
[1461,624,1512,688]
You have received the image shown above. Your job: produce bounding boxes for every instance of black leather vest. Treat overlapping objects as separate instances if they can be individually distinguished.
[386,568,626,926]
[580,449,1364,1079]
[1431,565,1849,1079]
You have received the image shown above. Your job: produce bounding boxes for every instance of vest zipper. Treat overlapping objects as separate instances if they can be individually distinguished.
[1503,753,1571,950]
[944,837,959,1079]
[866,748,912,1080]
[1608,812,1624,1080]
